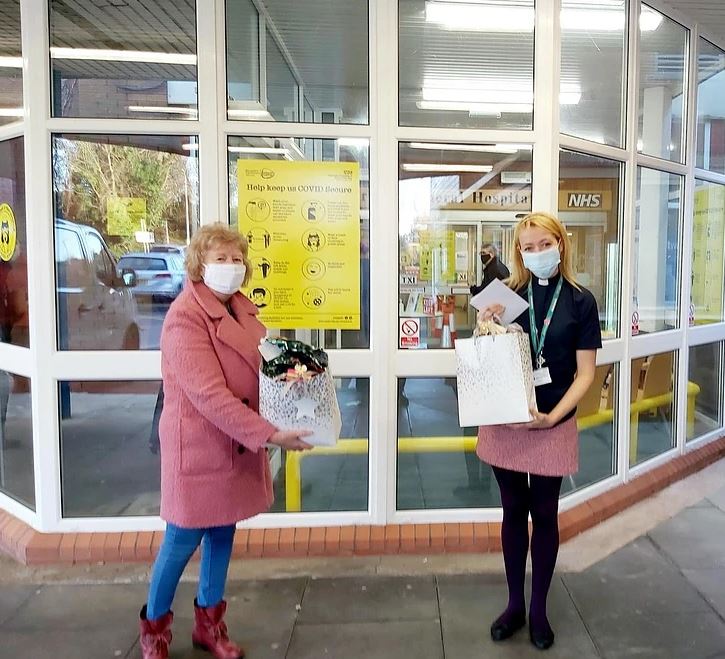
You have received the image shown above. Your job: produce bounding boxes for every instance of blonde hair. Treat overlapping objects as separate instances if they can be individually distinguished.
[506,212,579,291]
[185,223,252,286]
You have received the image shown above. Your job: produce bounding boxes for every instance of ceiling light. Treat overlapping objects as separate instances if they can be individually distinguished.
[417,100,533,114]
[0,56,22,68]
[128,105,198,116]
[227,108,274,120]
[0,108,23,117]
[402,163,493,173]
[50,47,196,65]
[181,143,199,151]
[337,138,370,148]
[425,1,662,33]
[409,142,532,153]
[227,146,291,156]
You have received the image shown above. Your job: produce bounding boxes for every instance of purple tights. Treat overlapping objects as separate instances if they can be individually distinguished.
[492,466,563,637]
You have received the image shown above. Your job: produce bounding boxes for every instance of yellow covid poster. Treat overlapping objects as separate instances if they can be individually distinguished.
[418,228,456,284]
[237,159,360,329]
[692,184,725,323]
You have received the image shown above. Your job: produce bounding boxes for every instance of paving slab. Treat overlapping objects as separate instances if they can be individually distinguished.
[287,620,444,659]
[563,537,712,618]
[0,628,138,659]
[297,575,439,624]
[681,568,725,619]
[648,503,725,569]
[707,485,725,514]
[0,584,37,626]
[437,574,600,659]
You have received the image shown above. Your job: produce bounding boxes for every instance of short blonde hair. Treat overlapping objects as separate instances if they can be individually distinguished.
[185,223,252,286]
[507,212,580,291]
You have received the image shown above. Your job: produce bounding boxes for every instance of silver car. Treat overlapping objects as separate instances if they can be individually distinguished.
[117,252,186,305]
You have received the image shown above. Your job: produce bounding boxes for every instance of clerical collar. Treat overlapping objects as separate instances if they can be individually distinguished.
[535,273,560,287]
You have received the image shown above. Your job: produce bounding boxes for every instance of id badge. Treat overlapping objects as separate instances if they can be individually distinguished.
[533,367,552,387]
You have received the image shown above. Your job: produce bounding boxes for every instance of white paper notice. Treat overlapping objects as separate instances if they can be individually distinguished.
[469,278,530,326]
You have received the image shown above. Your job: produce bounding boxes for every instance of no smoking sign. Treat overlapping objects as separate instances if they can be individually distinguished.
[399,317,420,349]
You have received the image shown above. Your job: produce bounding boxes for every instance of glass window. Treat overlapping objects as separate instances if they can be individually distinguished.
[399,0,535,129]
[398,142,533,350]
[558,150,623,339]
[52,134,199,351]
[687,342,723,442]
[49,0,198,119]
[691,180,725,325]
[228,136,369,350]
[630,351,677,466]
[0,0,22,126]
[568,363,618,493]
[560,0,626,146]
[59,380,161,517]
[226,0,369,124]
[271,378,368,513]
[0,137,29,348]
[265,31,299,122]
[59,377,368,516]
[0,373,34,510]
[696,38,725,174]
[397,377,496,510]
[633,168,682,334]
[637,5,687,162]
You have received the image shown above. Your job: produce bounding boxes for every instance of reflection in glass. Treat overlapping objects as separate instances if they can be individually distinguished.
[0,373,34,509]
[52,134,200,350]
[630,352,677,466]
[0,0,22,126]
[634,168,682,334]
[0,137,29,348]
[49,0,198,119]
[228,136,369,350]
[266,31,299,122]
[558,150,622,339]
[397,378,496,510]
[637,5,687,162]
[270,378,368,513]
[399,0,535,129]
[568,363,618,493]
[691,180,725,325]
[687,343,723,442]
[696,38,725,174]
[226,0,369,124]
[59,380,162,517]
[560,0,626,146]
[398,142,532,350]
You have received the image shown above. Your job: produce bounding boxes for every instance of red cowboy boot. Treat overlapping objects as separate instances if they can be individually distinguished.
[139,605,173,659]
[192,599,245,659]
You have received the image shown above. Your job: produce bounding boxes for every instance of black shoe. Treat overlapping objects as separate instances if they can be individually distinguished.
[490,613,526,641]
[529,626,555,650]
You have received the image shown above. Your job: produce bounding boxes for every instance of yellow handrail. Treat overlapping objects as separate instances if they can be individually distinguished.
[283,382,700,512]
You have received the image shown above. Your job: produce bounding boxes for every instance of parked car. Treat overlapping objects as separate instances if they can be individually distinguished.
[117,252,186,305]
[55,218,140,350]
[150,244,187,256]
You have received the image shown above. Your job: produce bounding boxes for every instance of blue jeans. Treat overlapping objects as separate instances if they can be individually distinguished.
[146,523,236,620]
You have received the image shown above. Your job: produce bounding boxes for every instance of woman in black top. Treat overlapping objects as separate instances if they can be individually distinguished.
[477,212,601,650]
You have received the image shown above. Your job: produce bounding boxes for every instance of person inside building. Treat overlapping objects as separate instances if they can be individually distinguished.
[138,224,312,659]
[476,212,601,651]
[469,242,510,297]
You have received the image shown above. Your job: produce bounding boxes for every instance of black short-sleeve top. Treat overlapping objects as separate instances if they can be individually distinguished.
[513,274,602,423]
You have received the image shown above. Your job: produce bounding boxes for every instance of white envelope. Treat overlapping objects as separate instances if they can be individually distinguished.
[470,278,529,326]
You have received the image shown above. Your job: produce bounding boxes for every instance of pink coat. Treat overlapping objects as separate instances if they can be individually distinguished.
[158,280,277,528]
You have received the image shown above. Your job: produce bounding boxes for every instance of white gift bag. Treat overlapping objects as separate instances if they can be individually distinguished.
[259,370,342,447]
[454,332,537,427]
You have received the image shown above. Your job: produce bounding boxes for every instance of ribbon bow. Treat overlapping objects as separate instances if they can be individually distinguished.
[281,363,315,394]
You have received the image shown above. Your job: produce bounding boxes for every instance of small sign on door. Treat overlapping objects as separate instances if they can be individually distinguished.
[399,317,420,349]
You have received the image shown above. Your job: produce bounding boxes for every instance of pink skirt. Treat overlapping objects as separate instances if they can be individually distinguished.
[476,417,578,476]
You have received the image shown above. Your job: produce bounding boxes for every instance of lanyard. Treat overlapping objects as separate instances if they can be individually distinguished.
[527,277,563,368]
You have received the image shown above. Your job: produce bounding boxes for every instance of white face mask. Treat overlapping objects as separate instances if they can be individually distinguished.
[203,263,246,295]
[521,246,561,280]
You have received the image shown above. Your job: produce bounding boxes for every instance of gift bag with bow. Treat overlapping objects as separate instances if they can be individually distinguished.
[258,337,341,446]
[454,319,537,427]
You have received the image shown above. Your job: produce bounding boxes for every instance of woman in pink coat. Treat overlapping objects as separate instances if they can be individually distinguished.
[138,224,311,659]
